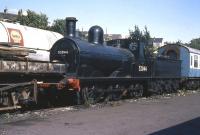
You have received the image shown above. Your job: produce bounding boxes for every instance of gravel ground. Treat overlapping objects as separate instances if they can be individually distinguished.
[0,90,200,135]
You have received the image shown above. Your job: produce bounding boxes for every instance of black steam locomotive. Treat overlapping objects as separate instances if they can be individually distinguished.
[49,17,189,104]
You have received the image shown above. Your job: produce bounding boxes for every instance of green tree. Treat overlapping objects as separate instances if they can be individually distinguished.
[143,26,151,43]
[128,25,151,44]
[50,19,65,35]
[188,38,200,50]
[128,25,155,57]
[17,10,49,30]
[129,25,142,43]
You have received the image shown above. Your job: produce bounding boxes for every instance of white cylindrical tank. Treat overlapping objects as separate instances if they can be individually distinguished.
[0,21,63,61]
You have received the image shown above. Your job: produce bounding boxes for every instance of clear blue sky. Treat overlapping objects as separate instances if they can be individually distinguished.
[0,0,200,43]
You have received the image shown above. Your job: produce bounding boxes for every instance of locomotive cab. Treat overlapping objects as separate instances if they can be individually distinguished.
[107,39,151,77]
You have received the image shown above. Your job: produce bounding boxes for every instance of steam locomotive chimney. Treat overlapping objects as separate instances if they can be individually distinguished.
[65,17,77,37]
[88,25,104,45]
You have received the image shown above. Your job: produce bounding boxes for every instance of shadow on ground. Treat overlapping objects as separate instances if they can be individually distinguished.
[149,117,200,135]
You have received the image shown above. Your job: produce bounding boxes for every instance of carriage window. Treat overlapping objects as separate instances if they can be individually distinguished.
[194,55,198,68]
[191,56,193,66]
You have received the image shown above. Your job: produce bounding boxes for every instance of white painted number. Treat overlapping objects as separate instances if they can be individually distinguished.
[58,51,69,55]
[139,65,148,72]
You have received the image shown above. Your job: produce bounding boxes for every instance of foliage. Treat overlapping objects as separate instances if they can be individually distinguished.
[128,25,150,44]
[188,38,200,50]
[50,19,65,35]
[143,26,151,43]
[17,10,49,30]
[128,25,155,57]
[144,45,157,58]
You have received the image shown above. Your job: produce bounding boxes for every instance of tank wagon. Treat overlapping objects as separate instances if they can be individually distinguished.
[0,21,67,111]
[0,21,63,61]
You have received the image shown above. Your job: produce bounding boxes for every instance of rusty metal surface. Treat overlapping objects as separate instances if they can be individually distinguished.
[0,60,65,73]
